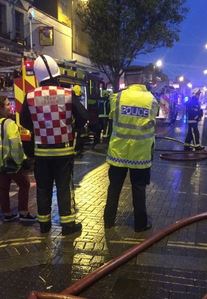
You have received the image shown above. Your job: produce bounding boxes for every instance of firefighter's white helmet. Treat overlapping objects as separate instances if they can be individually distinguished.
[34,55,60,83]
[192,88,201,95]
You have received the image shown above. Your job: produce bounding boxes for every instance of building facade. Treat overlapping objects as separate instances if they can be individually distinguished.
[0,0,93,71]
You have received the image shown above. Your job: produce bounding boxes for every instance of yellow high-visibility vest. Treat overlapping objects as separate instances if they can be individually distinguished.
[0,118,26,168]
[106,84,158,169]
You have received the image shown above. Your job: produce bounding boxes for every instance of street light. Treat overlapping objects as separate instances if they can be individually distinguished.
[203,69,207,75]
[178,75,184,82]
[155,59,163,68]
[187,82,192,88]
[28,8,35,53]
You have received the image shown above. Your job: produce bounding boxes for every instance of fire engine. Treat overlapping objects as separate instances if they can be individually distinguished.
[0,55,105,154]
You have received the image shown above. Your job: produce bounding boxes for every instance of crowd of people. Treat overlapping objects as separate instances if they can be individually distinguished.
[0,54,205,236]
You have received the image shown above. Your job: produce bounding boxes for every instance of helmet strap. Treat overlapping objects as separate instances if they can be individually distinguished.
[40,55,53,80]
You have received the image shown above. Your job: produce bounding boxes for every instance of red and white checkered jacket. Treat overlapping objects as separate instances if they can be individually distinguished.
[27,86,73,145]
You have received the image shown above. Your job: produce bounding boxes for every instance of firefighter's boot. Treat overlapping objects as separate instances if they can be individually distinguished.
[40,222,51,233]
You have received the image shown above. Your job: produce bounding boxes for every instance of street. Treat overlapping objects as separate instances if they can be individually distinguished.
[0,119,207,299]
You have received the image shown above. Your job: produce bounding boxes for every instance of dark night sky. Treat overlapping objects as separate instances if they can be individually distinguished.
[134,0,207,87]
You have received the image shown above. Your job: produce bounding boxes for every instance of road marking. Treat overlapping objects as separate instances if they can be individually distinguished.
[74,161,90,165]
[109,240,143,245]
[85,150,106,157]
[0,234,207,252]
[167,240,207,250]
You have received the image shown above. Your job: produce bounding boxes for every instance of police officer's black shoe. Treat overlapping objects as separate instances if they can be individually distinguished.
[40,222,51,233]
[104,222,115,229]
[62,222,82,236]
[135,222,152,232]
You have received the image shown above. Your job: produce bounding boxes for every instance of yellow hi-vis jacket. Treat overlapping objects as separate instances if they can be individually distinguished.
[106,84,158,169]
[0,118,26,168]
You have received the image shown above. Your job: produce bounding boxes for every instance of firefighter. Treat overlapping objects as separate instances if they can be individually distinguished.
[104,80,158,232]
[97,90,110,141]
[184,88,204,151]
[20,55,88,235]
[72,84,86,156]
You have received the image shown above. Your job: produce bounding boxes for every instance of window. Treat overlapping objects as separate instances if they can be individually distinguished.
[0,4,6,36]
[15,10,24,41]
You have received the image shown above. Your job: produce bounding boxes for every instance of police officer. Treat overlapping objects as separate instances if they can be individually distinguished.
[184,88,204,151]
[104,80,158,232]
[20,55,88,235]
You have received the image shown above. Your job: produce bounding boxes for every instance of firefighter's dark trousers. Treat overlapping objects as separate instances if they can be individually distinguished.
[104,165,150,229]
[185,122,200,145]
[34,156,74,225]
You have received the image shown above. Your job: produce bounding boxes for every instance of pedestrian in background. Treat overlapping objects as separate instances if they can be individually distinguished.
[104,80,158,232]
[20,55,88,235]
[0,96,35,222]
[184,88,204,151]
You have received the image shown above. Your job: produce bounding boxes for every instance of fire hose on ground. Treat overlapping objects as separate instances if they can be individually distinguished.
[27,212,207,299]
[155,135,207,161]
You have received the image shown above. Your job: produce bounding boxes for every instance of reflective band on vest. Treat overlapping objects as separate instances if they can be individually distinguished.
[34,146,74,157]
[112,131,155,140]
[113,120,155,130]
[107,154,151,166]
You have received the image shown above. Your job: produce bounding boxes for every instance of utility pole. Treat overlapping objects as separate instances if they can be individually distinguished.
[28,11,33,53]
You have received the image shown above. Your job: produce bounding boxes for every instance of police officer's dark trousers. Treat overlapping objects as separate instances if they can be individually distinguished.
[104,165,150,229]
[34,156,74,226]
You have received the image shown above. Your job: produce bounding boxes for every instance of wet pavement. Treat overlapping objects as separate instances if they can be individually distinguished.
[0,118,207,299]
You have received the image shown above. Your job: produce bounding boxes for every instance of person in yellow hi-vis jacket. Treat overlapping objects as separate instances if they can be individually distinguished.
[20,55,88,235]
[0,96,36,222]
[104,81,158,232]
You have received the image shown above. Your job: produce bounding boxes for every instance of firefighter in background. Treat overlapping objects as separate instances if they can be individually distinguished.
[20,55,88,235]
[184,88,204,151]
[159,91,170,119]
[87,95,100,147]
[104,79,158,232]
[97,89,110,142]
[72,84,87,156]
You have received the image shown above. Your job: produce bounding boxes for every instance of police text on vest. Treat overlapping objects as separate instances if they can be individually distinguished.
[121,105,149,117]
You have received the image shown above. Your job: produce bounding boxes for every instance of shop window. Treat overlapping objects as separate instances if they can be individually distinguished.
[15,10,24,42]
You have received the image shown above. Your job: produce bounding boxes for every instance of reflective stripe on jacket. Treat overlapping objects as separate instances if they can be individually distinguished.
[0,118,26,168]
[106,84,158,169]
[98,98,109,118]
[27,86,74,157]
